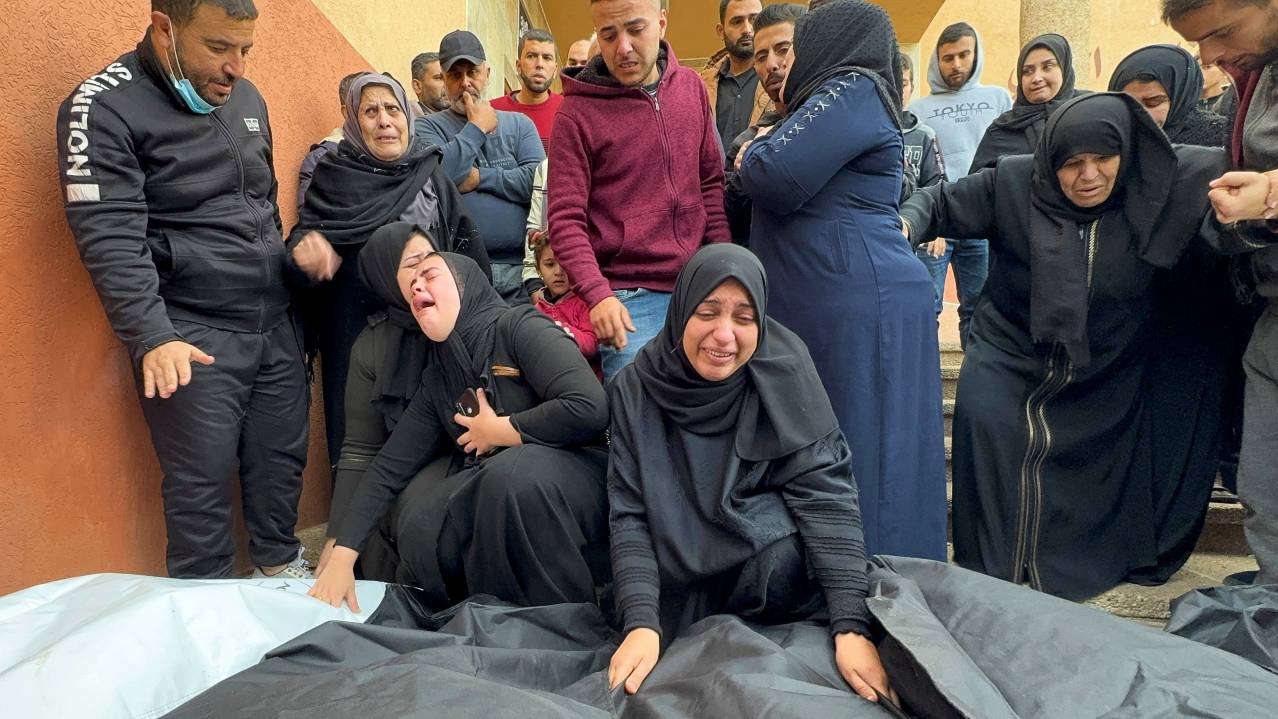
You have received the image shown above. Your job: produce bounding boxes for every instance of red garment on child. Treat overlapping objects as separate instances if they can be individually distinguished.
[534,289,603,381]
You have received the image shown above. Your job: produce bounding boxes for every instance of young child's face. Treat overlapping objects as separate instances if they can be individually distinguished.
[537,248,571,297]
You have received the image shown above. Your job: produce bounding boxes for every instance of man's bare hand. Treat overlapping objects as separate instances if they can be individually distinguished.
[292,231,341,281]
[590,296,636,349]
[924,238,947,258]
[1208,170,1278,223]
[458,167,482,193]
[142,341,215,399]
[462,92,498,134]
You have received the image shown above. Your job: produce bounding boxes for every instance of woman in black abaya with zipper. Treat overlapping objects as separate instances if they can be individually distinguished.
[901,93,1228,599]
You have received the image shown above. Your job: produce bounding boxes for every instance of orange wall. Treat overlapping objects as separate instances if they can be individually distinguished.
[0,0,372,595]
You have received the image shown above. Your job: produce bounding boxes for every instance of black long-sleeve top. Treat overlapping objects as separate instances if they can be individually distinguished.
[606,369,871,639]
[333,308,608,550]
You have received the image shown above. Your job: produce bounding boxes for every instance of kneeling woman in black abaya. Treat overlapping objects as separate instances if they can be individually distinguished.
[901,93,1238,600]
[309,252,609,612]
[605,245,892,705]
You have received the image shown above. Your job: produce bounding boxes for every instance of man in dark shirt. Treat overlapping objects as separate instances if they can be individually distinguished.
[723,2,805,244]
[56,0,309,580]
[699,0,770,157]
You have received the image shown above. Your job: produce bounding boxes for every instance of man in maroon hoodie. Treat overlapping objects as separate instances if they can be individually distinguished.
[548,0,731,381]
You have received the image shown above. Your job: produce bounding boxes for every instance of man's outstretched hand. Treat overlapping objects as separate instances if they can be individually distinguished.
[142,341,215,399]
[590,295,636,349]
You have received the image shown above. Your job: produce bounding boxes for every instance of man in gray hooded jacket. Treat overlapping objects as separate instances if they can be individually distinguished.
[906,22,1011,347]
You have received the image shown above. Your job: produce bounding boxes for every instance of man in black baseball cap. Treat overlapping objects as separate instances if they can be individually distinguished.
[418,29,545,303]
[439,29,487,70]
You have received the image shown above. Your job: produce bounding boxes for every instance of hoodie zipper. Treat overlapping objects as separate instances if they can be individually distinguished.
[643,88,679,222]
[212,111,269,333]
[1011,219,1099,589]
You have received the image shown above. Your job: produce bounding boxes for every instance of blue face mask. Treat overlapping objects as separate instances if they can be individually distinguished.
[168,28,217,114]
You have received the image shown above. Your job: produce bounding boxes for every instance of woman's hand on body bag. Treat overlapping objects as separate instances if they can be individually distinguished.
[454,388,523,455]
[834,631,897,705]
[608,627,661,695]
[307,545,361,612]
[292,230,342,281]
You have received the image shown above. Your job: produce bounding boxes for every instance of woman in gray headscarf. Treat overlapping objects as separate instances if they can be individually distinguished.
[288,73,490,468]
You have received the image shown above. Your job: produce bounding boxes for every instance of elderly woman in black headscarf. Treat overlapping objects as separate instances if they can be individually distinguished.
[289,72,491,468]
[1108,44,1230,147]
[308,251,608,613]
[605,244,892,705]
[970,33,1086,173]
[901,93,1231,600]
[737,0,947,564]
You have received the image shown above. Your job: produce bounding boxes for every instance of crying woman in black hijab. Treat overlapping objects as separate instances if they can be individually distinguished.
[310,249,611,613]
[1108,44,1230,148]
[605,244,894,706]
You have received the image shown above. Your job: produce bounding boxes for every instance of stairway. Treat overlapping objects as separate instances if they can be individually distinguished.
[939,339,1255,627]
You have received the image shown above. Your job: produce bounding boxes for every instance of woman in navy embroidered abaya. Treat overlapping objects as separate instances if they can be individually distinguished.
[738,1,946,560]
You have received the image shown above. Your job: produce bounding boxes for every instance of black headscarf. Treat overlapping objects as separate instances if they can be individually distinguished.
[422,252,511,442]
[1029,93,1178,366]
[1107,44,1229,147]
[1108,45,1200,131]
[357,222,432,422]
[782,0,902,129]
[995,34,1082,132]
[633,244,838,461]
[294,73,441,246]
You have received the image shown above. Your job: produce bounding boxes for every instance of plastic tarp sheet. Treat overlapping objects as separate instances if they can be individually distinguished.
[1167,583,1278,673]
[0,573,385,719]
[167,558,1278,718]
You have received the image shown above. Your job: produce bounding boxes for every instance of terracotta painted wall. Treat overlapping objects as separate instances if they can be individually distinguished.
[0,0,373,595]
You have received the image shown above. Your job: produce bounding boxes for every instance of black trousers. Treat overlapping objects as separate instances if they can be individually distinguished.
[139,319,309,578]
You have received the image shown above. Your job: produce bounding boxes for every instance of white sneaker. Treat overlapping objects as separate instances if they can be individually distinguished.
[252,546,313,579]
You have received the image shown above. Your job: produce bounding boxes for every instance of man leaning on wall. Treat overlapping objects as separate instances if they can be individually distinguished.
[55,0,310,580]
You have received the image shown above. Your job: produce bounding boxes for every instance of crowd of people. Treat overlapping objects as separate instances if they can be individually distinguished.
[55,0,1278,704]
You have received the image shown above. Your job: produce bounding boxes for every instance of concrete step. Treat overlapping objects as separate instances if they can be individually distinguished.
[1082,551,1257,626]
[941,363,961,402]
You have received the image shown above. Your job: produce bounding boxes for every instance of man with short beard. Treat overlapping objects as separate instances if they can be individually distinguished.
[723,2,806,245]
[699,0,770,158]
[411,52,450,114]
[493,29,564,152]
[417,30,545,304]
[549,0,730,381]
[1166,0,1278,587]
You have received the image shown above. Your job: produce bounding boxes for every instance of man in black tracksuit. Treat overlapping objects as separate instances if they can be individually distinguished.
[56,0,308,579]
